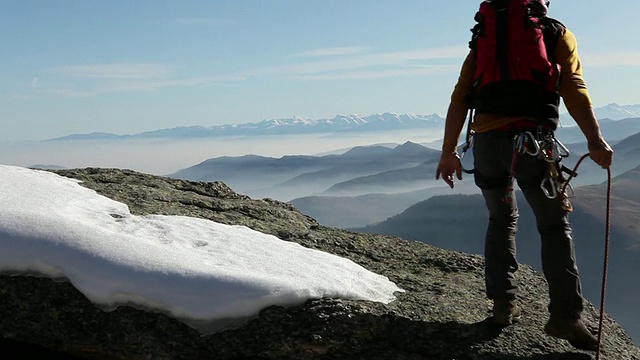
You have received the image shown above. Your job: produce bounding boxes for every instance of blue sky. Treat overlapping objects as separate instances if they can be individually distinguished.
[2,0,640,141]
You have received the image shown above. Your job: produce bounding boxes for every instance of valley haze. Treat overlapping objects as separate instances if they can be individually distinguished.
[2,103,640,176]
[2,113,449,175]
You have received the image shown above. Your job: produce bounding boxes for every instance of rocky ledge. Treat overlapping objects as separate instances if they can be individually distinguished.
[0,167,638,360]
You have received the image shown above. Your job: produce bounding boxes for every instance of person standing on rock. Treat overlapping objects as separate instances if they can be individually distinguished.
[435,0,613,351]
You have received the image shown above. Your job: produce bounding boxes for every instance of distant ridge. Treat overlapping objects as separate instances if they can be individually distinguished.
[595,103,640,120]
[560,103,640,124]
[47,113,445,141]
[48,132,125,141]
[47,103,640,141]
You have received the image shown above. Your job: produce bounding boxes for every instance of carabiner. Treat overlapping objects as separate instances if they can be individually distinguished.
[554,138,570,158]
[523,131,540,156]
[514,134,524,153]
[457,140,475,174]
[539,133,559,162]
[541,176,558,199]
[514,131,540,156]
[542,148,557,163]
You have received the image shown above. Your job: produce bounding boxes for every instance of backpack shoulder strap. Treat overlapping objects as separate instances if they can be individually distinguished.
[539,17,565,63]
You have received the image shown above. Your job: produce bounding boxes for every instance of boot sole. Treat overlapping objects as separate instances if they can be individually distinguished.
[544,325,598,351]
[493,304,522,325]
[492,312,521,326]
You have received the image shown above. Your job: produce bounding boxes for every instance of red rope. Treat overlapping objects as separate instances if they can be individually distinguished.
[596,166,612,359]
[563,153,611,359]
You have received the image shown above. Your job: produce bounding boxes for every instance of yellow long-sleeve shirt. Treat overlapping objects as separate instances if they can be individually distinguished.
[450,27,593,133]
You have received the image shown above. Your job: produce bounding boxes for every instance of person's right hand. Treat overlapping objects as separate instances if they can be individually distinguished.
[435,152,463,188]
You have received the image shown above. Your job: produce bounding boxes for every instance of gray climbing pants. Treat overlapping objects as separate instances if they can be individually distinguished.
[473,130,584,320]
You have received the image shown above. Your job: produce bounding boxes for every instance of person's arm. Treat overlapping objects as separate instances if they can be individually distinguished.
[436,52,474,187]
[441,102,469,155]
[556,28,613,168]
[568,106,613,168]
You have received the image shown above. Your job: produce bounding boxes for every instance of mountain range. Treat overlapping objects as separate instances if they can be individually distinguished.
[560,103,640,124]
[168,117,640,228]
[48,103,640,141]
[49,113,445,141]
[169,141,446,202]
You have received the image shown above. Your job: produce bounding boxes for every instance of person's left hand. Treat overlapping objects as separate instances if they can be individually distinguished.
[587,136,613,169]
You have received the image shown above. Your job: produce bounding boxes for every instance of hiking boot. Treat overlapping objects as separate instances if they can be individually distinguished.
[492,299,521,326]
[544,318,598,351]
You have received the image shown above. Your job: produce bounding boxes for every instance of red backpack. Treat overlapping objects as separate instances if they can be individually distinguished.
[468,0,565,128]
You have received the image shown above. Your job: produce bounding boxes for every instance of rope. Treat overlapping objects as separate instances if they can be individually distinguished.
[562,153,612,359]
[596,166,612,359]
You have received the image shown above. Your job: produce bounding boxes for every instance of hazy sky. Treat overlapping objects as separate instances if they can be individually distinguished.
[2,0,640,141]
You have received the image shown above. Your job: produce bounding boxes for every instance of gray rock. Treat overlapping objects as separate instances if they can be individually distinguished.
[0,167,637,359]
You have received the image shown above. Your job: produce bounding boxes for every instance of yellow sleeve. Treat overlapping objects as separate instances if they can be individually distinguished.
[450,51,475,105]
[556,28,593,113]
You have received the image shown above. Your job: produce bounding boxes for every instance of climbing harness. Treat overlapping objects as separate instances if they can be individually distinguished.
[502,126,574,207]
[457,111,577,210]
[561,153,612,360]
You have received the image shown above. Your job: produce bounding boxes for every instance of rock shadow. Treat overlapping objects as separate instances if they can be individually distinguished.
[361,314,595,360]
